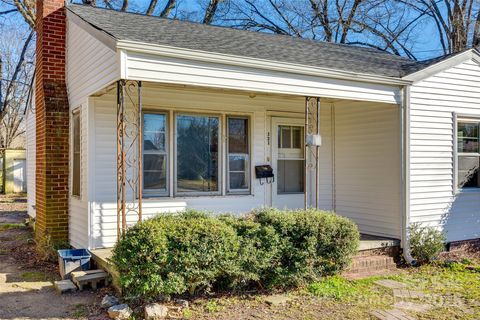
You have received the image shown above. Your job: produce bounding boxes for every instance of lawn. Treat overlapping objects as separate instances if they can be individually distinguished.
[180,260,480,320]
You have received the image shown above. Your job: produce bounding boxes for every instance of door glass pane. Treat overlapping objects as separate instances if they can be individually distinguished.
[144,154,167,190]
[177,115,219,193]
[292,127,302,149]
[458,156,480,188]
[279,126,291,148]
[277,160,304,193]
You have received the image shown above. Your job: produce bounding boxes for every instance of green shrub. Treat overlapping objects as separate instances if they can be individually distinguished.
[112,211,240,299]
[112,208,360,299]
[218,214,281,288]
[253,208,360,286]
[409,223,445,264]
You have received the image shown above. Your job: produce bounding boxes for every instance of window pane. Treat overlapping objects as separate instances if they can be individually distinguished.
[230,172,248,190]
[229,155,248,190]
[72,112,80,196]
[458,156,480,188]
[143,154,167,190]
[144,114,166,151]
[177,115,219,193]
[229,154,246,171]
[277,160,304,193]
[458,122,479,153]
[228,118,248,153]
[279,126,291,148]
[228,118,249,191]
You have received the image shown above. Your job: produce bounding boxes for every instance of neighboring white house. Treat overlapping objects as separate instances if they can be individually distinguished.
[27,3,480,250]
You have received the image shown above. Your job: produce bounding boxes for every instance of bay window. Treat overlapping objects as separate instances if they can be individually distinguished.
[457,119,480,189]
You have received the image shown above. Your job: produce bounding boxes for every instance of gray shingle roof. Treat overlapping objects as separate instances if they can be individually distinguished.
[66,4,444,79]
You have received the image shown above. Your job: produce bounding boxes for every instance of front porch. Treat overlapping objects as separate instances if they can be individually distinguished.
[84,81,402,249]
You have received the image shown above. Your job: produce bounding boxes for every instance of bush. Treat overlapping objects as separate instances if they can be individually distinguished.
[112,209,360,299]
[253,208,360,286]
[113,211,240,299]
[409,223,446,264]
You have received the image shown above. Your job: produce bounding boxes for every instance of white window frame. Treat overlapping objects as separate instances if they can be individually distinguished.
[226,116,251,194]
[71,108,81,198]
[143,111,169,197]
[174,112,222,196]
[454,113,480,194]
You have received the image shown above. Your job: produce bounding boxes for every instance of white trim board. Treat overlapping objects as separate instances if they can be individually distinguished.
[403,49,480,82]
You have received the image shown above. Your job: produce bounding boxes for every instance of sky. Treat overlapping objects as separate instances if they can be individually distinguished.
[0,0,458,63]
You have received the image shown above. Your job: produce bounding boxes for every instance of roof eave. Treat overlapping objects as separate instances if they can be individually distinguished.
[117,40,412,87]
[402,49,479,82]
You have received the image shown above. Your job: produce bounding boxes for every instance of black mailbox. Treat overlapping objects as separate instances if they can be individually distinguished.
[255,165,274,185]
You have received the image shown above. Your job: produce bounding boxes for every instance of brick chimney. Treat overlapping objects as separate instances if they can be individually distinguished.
[35,0,69,244]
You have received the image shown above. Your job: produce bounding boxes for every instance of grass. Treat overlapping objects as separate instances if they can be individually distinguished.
[21,271,50,282]
[184,258,480,319]
[0,223,25,231]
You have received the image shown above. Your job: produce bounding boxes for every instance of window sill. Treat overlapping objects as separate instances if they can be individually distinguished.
[142,194,254,201]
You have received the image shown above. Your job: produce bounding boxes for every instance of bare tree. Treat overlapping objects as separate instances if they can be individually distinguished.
[405,0,480,54]
[224,0,424,58]
[0,28,34,149]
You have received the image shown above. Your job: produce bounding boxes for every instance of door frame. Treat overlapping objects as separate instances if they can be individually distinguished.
[270,117,305,209]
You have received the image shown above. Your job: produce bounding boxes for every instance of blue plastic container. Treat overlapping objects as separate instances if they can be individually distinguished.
[58,249,91,279]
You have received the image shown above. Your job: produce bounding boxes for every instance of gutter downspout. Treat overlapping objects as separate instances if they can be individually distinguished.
[401,85,416,266]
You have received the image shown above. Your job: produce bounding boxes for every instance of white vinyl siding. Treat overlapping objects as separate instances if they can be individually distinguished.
[334,101,401,238]
[66,17,118,109]
[26,107,36,218]
[409,58,480,242]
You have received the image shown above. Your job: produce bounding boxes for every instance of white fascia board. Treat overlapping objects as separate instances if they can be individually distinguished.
[403,49,477,82]
[117,40,411,86]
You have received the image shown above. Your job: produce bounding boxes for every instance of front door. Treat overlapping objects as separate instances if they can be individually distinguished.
[271,118,305,209]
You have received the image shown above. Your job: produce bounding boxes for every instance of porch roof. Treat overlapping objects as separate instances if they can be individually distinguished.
[68,4,423,79]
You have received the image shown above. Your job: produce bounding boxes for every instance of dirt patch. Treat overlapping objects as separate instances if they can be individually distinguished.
[0,195,108,320]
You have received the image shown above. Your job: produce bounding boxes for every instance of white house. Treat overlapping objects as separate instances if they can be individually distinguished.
[28,1,480,256]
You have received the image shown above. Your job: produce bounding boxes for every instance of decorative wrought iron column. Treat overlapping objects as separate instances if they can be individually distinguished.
[117,80,143,239]
[304,97,321,209]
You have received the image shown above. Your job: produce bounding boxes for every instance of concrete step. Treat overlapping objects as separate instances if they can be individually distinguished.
[72,269,109,290]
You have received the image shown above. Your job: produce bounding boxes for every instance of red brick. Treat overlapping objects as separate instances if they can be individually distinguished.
[35,0,69,244]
